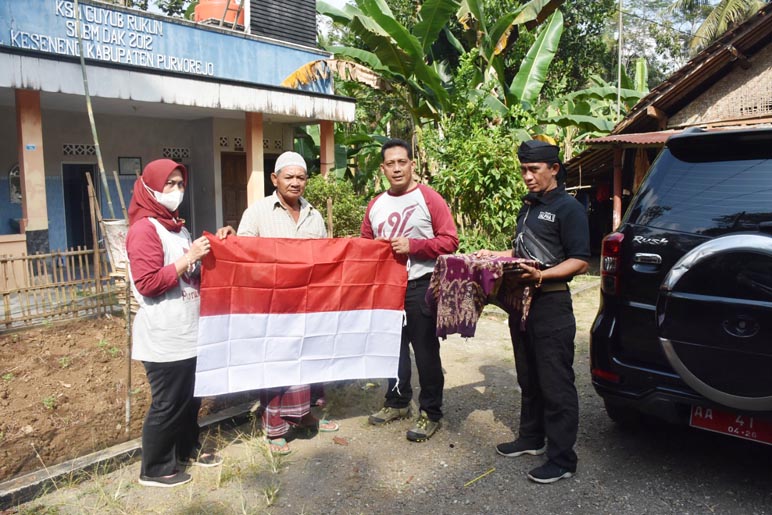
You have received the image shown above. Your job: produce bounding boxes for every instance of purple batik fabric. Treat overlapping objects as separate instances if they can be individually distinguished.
[426,255,538,338]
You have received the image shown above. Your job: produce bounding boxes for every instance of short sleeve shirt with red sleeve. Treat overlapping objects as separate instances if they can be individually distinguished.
[361,184,459,280]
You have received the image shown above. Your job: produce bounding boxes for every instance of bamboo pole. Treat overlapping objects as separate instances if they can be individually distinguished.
[9,259,24,321]
[125,265,132,437]
[34,257,44,316]
[86,179,103,317]
[111,169,128,220]
[67,248,77,308]
[73,0,115,219]
[326,197,334,237]
[2,260,10,328]
[41,254,55,311]
[79,246,91,309]
[21,255,32,317]
[51,252,63,308]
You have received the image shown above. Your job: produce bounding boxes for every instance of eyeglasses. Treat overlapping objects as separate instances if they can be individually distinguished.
[383,159,411,170]
[165,179,185,189]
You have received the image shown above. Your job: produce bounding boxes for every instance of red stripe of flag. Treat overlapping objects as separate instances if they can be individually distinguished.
[200,235,408,316]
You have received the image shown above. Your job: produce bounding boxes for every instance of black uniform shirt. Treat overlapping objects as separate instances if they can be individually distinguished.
[514,185,591,267]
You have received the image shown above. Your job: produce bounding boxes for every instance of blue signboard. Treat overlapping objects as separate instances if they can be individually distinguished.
[0,0,332,92]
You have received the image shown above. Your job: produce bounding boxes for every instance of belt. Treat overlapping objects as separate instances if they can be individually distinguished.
[538,282,568,293]
[407,274,432,288]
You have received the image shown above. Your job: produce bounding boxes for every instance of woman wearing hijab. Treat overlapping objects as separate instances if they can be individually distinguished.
[126,159,222,488]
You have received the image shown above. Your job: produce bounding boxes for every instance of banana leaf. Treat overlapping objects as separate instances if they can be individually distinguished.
[509,10,564,106]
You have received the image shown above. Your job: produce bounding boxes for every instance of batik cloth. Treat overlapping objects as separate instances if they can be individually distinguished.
[425,255,538,338]
[260,385,311,438]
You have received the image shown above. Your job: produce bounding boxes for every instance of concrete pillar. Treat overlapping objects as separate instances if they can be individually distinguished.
[15,89,49,254]
[319,120,335,177]
[612,147,623,231]
[245,112,265,206]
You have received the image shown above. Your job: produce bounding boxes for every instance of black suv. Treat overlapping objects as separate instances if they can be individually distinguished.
[590,127,772,445]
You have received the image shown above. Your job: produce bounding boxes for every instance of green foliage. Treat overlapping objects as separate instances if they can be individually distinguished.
[541,0,616,95]
[509,10,565,107]
[424,56,529,252]
[673,0,766,51]
[124,0,149,9]
[97,338,121,358]
[304,175,367,238]
[426,117,527,251]
[539,74,646,158]
[2,372,14,381]
[58,357,71,369]
[451,1,567,109]
[318,0,456,128]
[106,0,197,18]
[42,396,57,410]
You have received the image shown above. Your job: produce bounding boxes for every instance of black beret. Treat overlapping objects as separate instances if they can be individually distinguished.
[517,140,566,183]
[517,140,560,163]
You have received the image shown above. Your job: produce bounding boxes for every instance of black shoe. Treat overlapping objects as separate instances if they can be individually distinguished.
[496,439,546,457]
[180,452,224,468]
[138,470,192,488]
[527,461,574,484]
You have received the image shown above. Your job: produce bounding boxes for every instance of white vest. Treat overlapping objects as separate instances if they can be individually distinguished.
[130,218,200,363]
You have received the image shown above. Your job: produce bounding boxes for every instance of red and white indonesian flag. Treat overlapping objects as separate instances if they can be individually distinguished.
[194,235,407,396]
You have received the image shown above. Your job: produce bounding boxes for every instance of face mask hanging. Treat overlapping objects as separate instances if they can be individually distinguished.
[142,179,184,212]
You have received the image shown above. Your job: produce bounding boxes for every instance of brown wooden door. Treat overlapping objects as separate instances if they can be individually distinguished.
[221,153,247,230]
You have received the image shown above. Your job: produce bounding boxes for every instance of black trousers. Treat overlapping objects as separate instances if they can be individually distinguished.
[509,290,579,471]
[141,357,201,477]
[383,275,444,422]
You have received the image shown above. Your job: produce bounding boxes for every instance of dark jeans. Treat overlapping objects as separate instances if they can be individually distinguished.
[509,290,579,471]
[384,275,444,422]
[141,357,201,477]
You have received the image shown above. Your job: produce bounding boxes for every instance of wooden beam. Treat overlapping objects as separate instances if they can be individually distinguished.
[319,120,335,177]
[727,44,751,70]
[15,89,47,234]
[245,112,264,206]
[612,148,624,231]
[646,105,668,130]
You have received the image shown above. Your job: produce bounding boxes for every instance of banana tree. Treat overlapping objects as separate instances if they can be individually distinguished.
[317,0,568,184]
[318,0,459,129]
[456,0,565,108]
[540,66,649,159]
[318,0,565,123]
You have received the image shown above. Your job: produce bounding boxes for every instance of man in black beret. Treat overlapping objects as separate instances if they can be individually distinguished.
[476,139,590,483]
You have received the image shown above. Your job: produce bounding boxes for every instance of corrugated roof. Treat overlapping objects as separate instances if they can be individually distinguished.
[566,147,613,187]
[583,130,682,147]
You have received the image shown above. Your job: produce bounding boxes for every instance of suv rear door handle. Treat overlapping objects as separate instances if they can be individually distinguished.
[633,252,662,273]
[634,253,662,264]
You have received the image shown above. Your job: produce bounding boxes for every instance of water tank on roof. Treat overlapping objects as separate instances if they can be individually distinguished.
[194,0,245,26]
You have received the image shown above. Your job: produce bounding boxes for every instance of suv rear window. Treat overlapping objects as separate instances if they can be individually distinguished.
[626,151,772,236]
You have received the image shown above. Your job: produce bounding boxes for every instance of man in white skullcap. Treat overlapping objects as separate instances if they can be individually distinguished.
[217,151,336,454]
[232,151,327,239]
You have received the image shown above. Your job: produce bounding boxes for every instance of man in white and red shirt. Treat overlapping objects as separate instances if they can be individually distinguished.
[361,138,458,442]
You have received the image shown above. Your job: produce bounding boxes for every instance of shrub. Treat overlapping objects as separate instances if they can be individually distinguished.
[304,175,367,237]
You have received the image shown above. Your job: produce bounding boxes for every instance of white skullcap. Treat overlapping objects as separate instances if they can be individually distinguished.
[274,151,307,174]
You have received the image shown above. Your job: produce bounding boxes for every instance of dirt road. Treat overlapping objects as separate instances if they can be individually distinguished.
[14,278,772,514]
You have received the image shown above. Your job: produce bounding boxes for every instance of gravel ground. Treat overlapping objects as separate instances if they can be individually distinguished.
[14,278,772,514]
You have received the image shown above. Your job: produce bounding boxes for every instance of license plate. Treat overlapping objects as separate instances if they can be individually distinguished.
[690,405,772,446]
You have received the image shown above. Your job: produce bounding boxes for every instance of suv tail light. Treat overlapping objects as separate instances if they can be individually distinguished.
[601,232,624,295]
